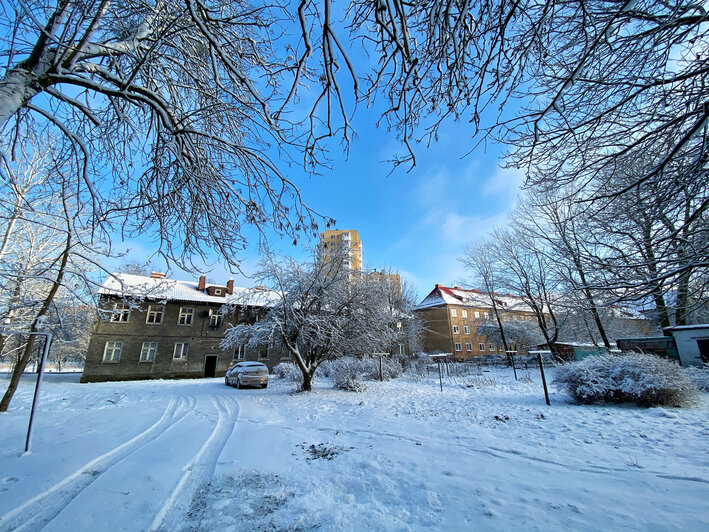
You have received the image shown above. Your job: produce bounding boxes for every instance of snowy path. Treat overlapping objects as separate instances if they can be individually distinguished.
[0,379,240,532]
[1,371,708,531]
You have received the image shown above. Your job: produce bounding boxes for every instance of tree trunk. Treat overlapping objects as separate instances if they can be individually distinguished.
[301,371,312,392]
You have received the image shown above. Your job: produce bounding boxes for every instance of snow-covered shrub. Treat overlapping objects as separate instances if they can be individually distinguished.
[553,353,699,407]
[684,365,709,392]
[329,357,368,392]
[272,362,301,383]
[402,352,432,378]
[361,355,404,381]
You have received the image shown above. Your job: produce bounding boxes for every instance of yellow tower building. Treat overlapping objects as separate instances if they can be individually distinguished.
[320,229,363,271]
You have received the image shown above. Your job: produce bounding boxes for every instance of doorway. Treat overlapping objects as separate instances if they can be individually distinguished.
[697,339,709,364]
[203,355,218,378]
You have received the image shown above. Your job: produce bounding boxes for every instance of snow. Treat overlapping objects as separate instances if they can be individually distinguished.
[1,367,708,531]
[99,273,280,307]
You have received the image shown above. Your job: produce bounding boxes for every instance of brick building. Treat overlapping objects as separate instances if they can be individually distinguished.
[414,284,536,360]
[81,273,282,382]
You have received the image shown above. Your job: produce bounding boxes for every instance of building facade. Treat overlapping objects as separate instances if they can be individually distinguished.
[414,284,537,360]
[320,229,363,271]
[81,273,284,383]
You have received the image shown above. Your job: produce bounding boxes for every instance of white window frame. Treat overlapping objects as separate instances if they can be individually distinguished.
[474,311,480,318]
[399,344,406,355]
[452,325,460,334]
[479,343,486,351]
[454,342,462,352]
[233,345,245,360]
[146,305,164,324]
[465,343,473,351]
[178,307,194,326]
[461,310,468,318]
[463,326,470,334]
[209,309,223,327]
[489,343,495,352]
[173,342,189,360]
[102,341,123,362]
[110,303,130,323]
[450,308,458,317]
[140,342,158,362]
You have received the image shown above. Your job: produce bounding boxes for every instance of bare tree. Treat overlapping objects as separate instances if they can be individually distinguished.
[459,239,513,357]
[493,226,567,359]
[0,132,107,411]
[221,250,411,391]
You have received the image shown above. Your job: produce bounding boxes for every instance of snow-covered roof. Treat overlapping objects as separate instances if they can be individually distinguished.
[415,284,533,313]
[99,273,280,307]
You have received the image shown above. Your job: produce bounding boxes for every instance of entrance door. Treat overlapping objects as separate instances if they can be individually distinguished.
[697,339,709,364]
[203,355,218,378]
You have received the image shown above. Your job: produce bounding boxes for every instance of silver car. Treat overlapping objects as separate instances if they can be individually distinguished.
[225,361,269,389]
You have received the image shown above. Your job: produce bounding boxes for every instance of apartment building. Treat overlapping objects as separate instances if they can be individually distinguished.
[414,284,536,360]
[81,272,282,382]
[320,229,363,271]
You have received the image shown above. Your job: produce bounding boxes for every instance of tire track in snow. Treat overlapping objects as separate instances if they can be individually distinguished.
[150,395,239,532]
[0,394,196,532]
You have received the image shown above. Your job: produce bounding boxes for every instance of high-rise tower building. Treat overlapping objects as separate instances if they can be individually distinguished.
[320,229,363,271]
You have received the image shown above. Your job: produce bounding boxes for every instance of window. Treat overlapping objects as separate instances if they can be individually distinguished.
[214,288,222,295]
[474,311,480,318]
[173,343,189,360]
[102,341,123,362]
[178,307,194,325]
[209,309,223,327]
[452,325,460,334]
[489,343,495,352]
[450,308,458,317]
[110,303,130,322]
[463,326,470,334]
[465,343,472,351]
[399,344,406,355]
[479,343,486,351]
[461,310,468,318]
[146,305,164,324]
[140,342,158,362]
[233,345,245,360]
[258,345,269,359]
[454,342,462,352]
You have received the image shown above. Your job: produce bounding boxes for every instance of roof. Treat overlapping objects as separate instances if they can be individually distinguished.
[99,273,280,307]
[415,285,533,312]
[664,324,709,332]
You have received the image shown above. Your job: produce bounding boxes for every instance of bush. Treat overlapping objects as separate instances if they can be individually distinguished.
[553,353,699,407]
[272,362,301,383]
[329,356,369,392]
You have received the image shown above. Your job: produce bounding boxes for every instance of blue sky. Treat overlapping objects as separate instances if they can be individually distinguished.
[117,104,523,303]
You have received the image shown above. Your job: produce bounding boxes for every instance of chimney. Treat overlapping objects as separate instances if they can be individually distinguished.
[226,278,234,295]
[435,283,442,288]
[198,275,206,291]
[150,272,165,279]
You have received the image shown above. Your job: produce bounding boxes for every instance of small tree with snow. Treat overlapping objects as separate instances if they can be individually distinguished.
[221,250,410,391]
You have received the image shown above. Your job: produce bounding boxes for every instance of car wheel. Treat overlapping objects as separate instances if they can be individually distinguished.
[235,377,241,389]
[225,377,230,387]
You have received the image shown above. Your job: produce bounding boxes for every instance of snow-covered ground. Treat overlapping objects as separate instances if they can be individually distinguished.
[1,366,708,531]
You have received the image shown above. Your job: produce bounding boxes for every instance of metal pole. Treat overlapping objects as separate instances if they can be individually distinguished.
[379,355,383,382]
[25,332,52,453]
[511,354,518,381]
[537,353,550,406]
[437,360,443,392]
